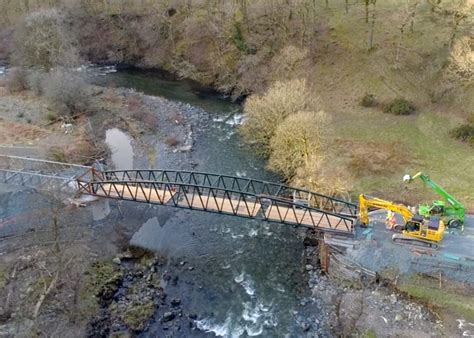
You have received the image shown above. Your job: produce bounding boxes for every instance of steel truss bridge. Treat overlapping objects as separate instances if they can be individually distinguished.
[1,155,358,236]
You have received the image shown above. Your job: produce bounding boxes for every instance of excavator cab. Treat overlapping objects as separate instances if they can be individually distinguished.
[405,214,423,233]
[402,216,444,243]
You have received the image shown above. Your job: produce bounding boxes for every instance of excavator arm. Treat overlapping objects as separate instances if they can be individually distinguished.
[358,194,414,226]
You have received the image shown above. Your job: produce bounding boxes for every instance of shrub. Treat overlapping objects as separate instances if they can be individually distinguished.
[12,9,80,69]
[450,124,474,146]
[27,70,46,95]
[360,93,376,107]
[48,130,108,164]
[5,67,28,93]
[240,79,318,155]
[448,36,474,82]
[230,21,248,53]
[45,111,58,122]
[43,69,93,116]
[384,98,416,115]
[268,111,328,179]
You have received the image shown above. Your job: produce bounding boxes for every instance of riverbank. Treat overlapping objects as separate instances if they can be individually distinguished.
[303,233,474,337]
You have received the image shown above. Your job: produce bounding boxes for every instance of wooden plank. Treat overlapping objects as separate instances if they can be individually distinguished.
[180,194,261,217]
[99,183,175,204]
[264,205,349,231]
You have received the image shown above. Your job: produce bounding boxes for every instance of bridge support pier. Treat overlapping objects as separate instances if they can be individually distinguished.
[319,240,330,273]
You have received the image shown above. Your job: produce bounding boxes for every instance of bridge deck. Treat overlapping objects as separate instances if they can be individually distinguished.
[94,182,351,230]
[0,156,357,235]
[264,205,346,229]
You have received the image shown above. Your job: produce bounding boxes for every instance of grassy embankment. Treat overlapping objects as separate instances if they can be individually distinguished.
[398,274,474,322]
[308,2,474,208]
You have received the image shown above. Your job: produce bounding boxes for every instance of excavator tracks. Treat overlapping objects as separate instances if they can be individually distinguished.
[392,233,439,250]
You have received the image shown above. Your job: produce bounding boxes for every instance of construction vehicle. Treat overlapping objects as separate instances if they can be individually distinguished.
[403,172,465,230]
[358,194,445,249]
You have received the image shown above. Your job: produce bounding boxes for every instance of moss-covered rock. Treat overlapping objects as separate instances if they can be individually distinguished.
[79,261,123,318]
[110,300,157,331]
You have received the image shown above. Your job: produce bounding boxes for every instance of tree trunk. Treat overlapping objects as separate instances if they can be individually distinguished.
[365,0,369,23]
[240,0,249,31]
[395,23,406,68]
[410,2,419,33]
[368,0,376,51]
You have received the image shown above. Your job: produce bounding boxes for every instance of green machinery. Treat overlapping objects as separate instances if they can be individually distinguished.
[403,172,465,230]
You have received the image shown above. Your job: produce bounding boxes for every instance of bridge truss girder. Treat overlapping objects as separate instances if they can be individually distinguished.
[77,169,357,236]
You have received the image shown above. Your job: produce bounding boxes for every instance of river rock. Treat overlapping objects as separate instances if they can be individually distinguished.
[178,145,192,152]
[163,312,176,322]
[171,298,181,306]
[301,322,311,332]
[112,257,121,265]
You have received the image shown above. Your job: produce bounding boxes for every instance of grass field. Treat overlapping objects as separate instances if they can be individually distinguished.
[332,106,474,209]
[399,273,474,322]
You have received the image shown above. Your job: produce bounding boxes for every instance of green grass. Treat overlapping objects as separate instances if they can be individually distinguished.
[360,329,377,338]
[334,108,474,208]
[398,275,474,321]
[0,267,7,289]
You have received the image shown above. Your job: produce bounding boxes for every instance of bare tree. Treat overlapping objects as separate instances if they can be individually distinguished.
[394,1,419,69]
[368,0,376,51]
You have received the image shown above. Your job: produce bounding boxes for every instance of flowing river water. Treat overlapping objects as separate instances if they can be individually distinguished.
[95,69,325,337]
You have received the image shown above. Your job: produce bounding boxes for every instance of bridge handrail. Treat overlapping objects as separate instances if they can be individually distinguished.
[0,168,77,181]
[0,154,92,169]
[79,178,356,223]
[99,169,358,214]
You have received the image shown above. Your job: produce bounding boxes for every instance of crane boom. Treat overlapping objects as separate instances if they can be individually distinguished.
[409,172,464,211]
[404,172,465,226]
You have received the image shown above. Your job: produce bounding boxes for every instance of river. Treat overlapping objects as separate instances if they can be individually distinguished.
[94,69,325,336]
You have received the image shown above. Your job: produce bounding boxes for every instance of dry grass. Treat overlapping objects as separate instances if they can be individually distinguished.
[0,120,47,144]
[48,127,107,165]
[340,140,411,176]
[129,110,159,131]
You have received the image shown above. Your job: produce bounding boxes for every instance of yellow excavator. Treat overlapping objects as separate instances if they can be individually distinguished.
[358,194,445,249]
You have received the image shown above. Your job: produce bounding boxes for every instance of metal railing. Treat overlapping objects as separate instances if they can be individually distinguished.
[77,169,357,235]
[0,154,92,192]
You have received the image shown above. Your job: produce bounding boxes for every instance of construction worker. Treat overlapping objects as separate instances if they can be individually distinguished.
[385,210,397,230]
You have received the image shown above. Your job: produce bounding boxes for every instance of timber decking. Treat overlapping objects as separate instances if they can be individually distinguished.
[95,183,343,229]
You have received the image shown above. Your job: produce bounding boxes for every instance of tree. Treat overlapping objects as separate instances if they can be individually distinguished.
[268,110,328,179]
[240,79,318,155]
[367,0,377,51]
[12,9,80,69]
[448,36,474,82]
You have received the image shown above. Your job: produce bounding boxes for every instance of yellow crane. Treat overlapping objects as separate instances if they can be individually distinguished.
[358,194,445,249]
